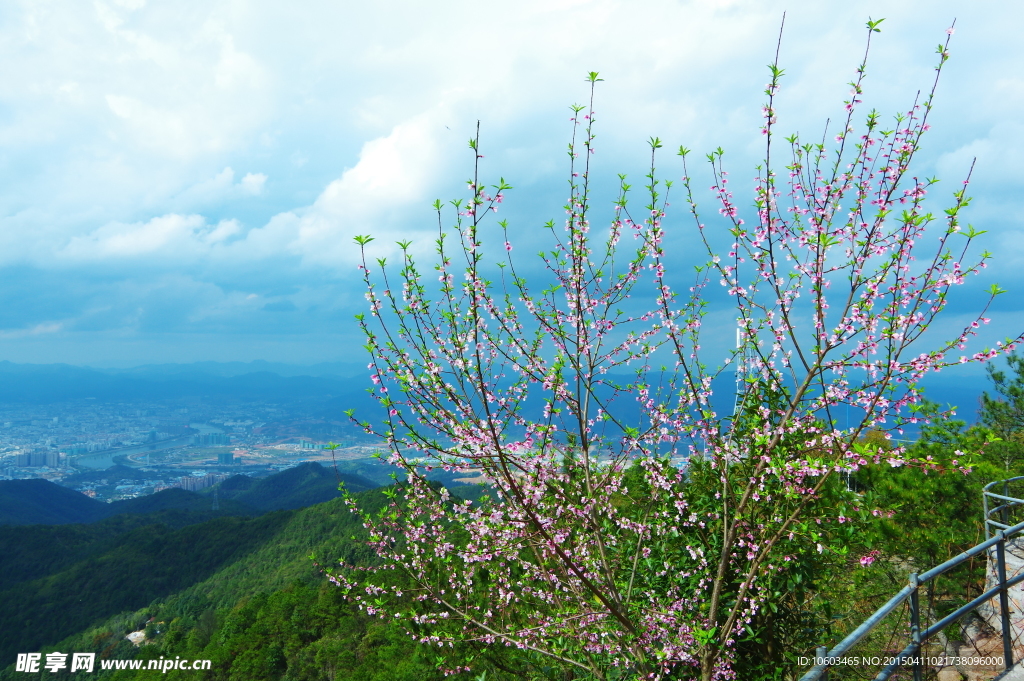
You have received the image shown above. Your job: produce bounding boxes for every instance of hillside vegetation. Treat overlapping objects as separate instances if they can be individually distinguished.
[0,485,469,681]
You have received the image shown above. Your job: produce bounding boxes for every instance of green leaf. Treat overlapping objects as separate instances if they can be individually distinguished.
[693,627,717,647]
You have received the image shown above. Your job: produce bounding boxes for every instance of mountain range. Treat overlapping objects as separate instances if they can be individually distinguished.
[0,462,378,526]
[0,453,506,680]
[0,479,441,681]
[0,462,388,667]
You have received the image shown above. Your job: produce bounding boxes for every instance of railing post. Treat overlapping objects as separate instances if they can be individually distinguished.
[816,646,828,681]
[909,573,922,681]
[985,486,992,540]
[1004,481,1011,528]
[997,530,1014,670]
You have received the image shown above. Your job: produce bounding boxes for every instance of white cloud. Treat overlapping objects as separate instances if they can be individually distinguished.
[60,214,242,260]
[937,120,1024,190]
[0,322,64,339]
[239,104,457,266]
[170,167,268,207]
[240,172,266,195]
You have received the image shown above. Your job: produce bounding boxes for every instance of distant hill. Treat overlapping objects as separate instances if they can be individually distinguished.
[0,462,380,526]
[0,478,106,524]
[0,510,251,594]
[106,487,253,516]
[332,457,403,486]
[0,466,389,660]
[209,462,377,512]
[0,479,256,525]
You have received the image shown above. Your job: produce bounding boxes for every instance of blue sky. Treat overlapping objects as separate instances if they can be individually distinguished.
[0,0,1019,370]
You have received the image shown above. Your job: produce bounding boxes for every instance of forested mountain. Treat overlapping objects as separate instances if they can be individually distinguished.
[0,463,383,668]
[0,511,296,665]
[0,486,466,681]
[0,461,477,680]
[204,462,377,512]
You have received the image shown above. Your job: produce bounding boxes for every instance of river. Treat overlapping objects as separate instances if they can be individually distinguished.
[71,423,225,470]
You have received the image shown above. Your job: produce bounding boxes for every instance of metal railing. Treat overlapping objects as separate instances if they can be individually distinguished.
[985,476,1024,540]
[799,478,1024,681]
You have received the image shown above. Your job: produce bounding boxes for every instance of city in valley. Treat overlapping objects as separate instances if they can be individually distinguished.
[0,397,383,501]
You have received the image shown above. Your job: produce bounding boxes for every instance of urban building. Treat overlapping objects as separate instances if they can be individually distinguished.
[192,433,229,446]
[14,450,56,467]
[179,473,228,492]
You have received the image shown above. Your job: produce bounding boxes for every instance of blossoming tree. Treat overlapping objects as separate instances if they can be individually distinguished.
[331,19,1020,681]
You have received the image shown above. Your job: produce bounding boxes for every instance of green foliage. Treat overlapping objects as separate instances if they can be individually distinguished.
[830,401,1012,672]
[94,583,449,681]
[0,510,245,594]
[981,352,1024,471]
[0,511,294,664]
[856,407,996,567]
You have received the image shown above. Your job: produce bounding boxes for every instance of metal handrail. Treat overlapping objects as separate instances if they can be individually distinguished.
[799,479,1024,681]
[985,477,1024,540]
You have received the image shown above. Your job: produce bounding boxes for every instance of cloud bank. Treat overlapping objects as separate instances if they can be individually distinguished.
[0,0,1018,366]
